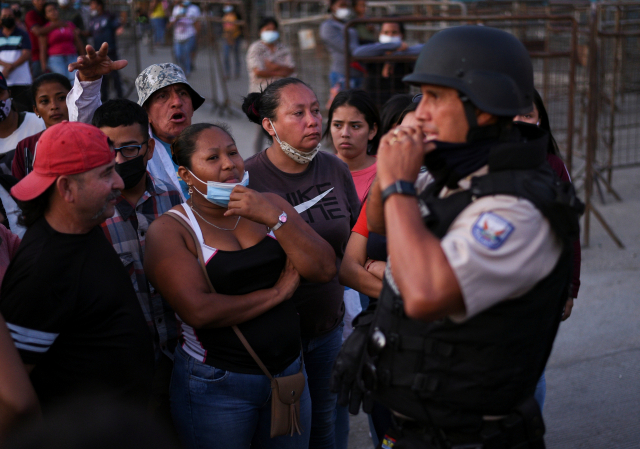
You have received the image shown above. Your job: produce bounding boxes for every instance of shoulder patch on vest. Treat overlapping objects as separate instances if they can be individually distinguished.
[472,212,514,250]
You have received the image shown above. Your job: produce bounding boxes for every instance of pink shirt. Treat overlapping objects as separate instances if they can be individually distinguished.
[351,161,377,204]
[0,225,21,289]
[46,22,77,56]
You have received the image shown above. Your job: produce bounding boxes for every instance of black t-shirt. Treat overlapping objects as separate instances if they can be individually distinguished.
[0,217,154,407]
[245,150,360,338]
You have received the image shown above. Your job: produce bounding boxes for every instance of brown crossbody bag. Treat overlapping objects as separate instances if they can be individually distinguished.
[167,212,305,438]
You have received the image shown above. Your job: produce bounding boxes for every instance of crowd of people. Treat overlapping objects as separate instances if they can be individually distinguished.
[0,0,584,448]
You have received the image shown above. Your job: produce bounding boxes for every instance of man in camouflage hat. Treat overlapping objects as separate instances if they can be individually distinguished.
[66,43,204,199]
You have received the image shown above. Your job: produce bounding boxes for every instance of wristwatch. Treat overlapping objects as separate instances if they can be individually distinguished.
[270,211,288,232]
[381,180,417,204]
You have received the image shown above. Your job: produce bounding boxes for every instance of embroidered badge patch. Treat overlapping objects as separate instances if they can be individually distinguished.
[472,212,514,250]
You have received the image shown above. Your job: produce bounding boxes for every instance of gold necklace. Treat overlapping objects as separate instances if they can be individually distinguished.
[190,205,241,231]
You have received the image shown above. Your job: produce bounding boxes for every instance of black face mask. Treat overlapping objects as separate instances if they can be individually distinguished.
[1,18,16,29]
[115,155,147,190]
[423,139,493,190]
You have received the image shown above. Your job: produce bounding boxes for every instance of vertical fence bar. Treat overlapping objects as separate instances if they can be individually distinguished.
[584,3,598,247]
[566,17,577,176]
[606,6,621,187]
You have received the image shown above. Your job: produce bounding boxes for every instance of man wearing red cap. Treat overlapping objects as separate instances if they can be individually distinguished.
[0,121,154,408]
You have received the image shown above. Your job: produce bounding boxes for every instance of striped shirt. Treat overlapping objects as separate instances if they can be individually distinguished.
[101,174,182,362]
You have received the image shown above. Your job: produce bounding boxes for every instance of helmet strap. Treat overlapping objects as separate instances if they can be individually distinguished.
[459,94,480,143]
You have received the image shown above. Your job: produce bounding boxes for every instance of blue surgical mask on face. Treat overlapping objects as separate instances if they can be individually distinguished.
[189,170,249,207]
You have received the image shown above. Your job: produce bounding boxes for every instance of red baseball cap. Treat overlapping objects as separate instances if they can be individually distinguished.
[11,121,115,202]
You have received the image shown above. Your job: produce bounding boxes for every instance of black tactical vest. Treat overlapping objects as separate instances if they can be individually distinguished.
[364,128,583,433]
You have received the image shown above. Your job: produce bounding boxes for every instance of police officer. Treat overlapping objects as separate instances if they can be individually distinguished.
[331,26,583,449]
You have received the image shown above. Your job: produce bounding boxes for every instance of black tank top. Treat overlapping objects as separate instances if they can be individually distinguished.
[173,208,300,375]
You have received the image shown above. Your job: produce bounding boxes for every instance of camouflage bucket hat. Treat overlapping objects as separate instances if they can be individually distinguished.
[136,63,205,110]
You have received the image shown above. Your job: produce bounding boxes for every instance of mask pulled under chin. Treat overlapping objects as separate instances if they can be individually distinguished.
[0,98,12,122]
[423,140,492,189]
[115,155,147,190]
[189,170,249,208]
[269,119,320,165]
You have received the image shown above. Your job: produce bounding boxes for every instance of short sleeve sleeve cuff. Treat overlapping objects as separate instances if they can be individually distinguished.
[441,195,563,323]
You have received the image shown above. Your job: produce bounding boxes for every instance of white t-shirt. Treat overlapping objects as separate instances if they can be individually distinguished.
[0,112,46,154]
[170,4,201,42]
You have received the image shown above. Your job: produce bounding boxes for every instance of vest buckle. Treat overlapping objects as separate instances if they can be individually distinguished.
[411,373,438,396]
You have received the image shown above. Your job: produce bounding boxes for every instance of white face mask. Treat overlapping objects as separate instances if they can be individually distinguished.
[260,30,279,44]
[334,8,352,21]
[58,0,69,7]
[90,9,98,16]
[269,119,320,165]
[379,34,402,45]
[189,170,249,208]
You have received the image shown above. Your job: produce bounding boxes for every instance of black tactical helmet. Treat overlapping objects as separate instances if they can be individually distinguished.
[403,26,534,117]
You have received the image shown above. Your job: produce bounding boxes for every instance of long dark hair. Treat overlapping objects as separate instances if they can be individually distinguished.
[323,89,381,155]
[31,73,72,108]
[170,123,234,170]
[241,77,314,139]
[380,94,413,136]
[533,89,559,156]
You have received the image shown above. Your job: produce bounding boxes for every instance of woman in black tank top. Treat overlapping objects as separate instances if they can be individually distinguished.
[144,123,337,449]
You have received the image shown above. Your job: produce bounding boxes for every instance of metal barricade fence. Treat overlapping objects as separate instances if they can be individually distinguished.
[345,15,579,172]
[13,0,639,247]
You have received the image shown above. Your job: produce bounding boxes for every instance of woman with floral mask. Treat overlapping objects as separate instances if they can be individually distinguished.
[243,78,360,449]
[246,17,295,153]
[320,0,363,98]
[144,122,336,449]
[353,21,423,108]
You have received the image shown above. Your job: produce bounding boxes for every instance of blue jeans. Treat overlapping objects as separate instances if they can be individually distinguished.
[171,345,311,449]
[534,370,546,412]
[174,35,197,76]
[302,322,344,449]
[151,17,167,44]
[329,71,363,91]
[223,38,241,77]
[47,54,77,81]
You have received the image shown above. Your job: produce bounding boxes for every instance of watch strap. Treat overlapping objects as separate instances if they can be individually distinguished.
[270,211,287,232]
[381,180,417,204]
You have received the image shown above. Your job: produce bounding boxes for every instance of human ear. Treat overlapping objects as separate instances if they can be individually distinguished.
[262,117,276,137]
[368,122,378,141]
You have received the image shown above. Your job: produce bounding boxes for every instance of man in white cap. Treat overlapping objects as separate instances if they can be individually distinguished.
[66,43,205,199]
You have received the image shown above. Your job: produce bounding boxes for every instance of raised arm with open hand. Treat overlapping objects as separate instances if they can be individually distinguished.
[68,42,128,82]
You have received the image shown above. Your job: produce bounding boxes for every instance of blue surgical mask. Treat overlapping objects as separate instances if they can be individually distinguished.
[261,30,279,44]
[189,170,249,207]
[223,5,233,13]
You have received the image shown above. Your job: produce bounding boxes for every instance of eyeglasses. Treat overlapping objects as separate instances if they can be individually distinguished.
[412,94,422,103]
[114,141,149,159]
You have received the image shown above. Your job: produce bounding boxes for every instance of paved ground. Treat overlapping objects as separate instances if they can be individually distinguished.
[123,42,640,449]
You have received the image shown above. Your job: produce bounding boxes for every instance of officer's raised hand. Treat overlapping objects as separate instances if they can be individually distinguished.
[68,43,128,82]
[376,125,430,189]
